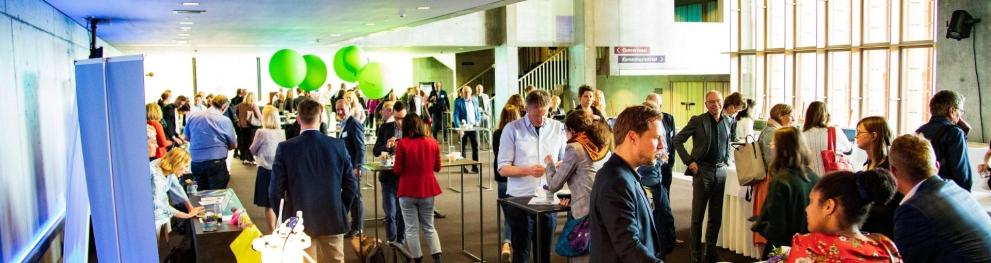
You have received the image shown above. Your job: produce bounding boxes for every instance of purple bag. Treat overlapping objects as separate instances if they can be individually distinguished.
[555,213,590,257]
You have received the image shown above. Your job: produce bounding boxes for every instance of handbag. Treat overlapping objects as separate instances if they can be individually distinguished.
[821,127,853,174]
[734,135,766,186]
[248,109,262,127]
[555,212,591,257]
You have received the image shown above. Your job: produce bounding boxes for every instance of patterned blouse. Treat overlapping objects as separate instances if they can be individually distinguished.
[788,232,902,263]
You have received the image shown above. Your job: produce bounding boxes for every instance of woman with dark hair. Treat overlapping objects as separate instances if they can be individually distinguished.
[803,101,853,176]
[752,126,820,258]
[394,113,443,263]
[542,110,612,262]
[735,98,757,142]
[789,169,902,262]
[854,116,901,237]
[493,105,522,259]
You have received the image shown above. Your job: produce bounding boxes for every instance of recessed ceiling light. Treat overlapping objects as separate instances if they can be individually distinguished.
[180,26,192,30]
[179,21,194,25]
[172,9,206,14]
[331,33,342,37]
[365,23,375,26]
[181,2,200,6]
[417,6,430,10]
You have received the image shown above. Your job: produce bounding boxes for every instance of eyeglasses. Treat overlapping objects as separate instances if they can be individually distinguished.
[705,99,721,104]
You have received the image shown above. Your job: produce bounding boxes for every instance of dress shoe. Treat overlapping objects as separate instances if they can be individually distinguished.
[431,252,442,263]
[344,229,362,238]
[433,210,447,219]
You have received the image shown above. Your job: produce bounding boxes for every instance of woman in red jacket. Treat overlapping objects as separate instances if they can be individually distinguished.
[147,103,172,160]
[393,113,442,263]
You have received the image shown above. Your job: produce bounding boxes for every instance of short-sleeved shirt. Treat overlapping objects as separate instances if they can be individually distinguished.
[184,108,237,162]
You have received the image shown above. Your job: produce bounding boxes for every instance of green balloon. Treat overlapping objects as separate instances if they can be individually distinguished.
[269,49,307,88]
[333,47,359,82]
[341,45,366,73]
[357,62,390,100]
[299,54,327,92]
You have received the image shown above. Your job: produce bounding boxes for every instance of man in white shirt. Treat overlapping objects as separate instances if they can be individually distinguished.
[474,84,492,146]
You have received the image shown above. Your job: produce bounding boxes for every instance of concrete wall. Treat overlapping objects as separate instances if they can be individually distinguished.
[594,74,728,115]
[514,0,575,46]
[937,1,991,143]
[0,0,119,261]
[455,49,494,89]
[412,56,455,97]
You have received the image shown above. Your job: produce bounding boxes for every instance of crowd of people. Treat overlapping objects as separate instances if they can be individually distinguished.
[145,80,991,263]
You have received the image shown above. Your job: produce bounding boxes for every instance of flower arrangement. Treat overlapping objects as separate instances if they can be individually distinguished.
[767,245,791,263]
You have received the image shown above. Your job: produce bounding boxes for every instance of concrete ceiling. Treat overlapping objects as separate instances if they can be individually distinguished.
[47,0,515,50]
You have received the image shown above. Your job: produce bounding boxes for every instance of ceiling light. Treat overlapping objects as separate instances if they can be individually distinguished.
[417,6,430,10]
[365,23,375,26]
[174,40,189,44]
[172,9,206,14]
[177,33,190,37]
[179,21,194,25]
[181,2,200,6]
[180,26,192,30]
[331,33,342,37]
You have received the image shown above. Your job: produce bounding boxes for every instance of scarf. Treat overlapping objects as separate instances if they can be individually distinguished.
[571,132,609,161]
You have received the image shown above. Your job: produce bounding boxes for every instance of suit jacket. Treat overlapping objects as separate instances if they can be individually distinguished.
[428,90,450,114]
[916,117,973,191]
[452,97,481,127]
[340,116,365,167]
[673,112,734,172]
[589,154,663,263]
[270,130,359,236]
[894,176,991,262]
[373,121,399,157]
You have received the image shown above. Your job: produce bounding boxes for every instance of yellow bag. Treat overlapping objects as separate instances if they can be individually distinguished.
[229,224,262,263]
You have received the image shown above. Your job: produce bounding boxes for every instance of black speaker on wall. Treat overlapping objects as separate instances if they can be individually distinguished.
[947,10,981,40]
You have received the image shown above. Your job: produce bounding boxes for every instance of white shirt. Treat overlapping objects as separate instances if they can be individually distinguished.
[414,95,424,115]
[465,99,477,125]
[804,127,853,177]
[497,116,568,197]
[900,179,926,205]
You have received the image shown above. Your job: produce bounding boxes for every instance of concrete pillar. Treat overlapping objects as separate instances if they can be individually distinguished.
[937,0,991,143]
[568,0,597,111]
[494,5,520,123]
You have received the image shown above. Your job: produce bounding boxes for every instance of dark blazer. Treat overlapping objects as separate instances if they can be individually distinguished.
[673,113,734,172]
[270,130,359,236]
[916,117,973,191]
[894,176,991,262]
[340,116,365,167]
[373,121,398,157]
[428,89,450,114]
[162,103,178,140]
[589,155,663,263]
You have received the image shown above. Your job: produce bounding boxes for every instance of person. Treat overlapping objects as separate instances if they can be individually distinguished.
[147,103,172,160]
[282,89,296,113]
[270,99,359,263]
[227,89,246,159]
[638,99,678,255]
[236,92,263,165]
[147,123,158,159]
[916,90,973,191]
[157,90,172,108]
[394,113,444,263]
[335,99,366,237]
[543,110,611,263]
[524,85,536,94]
[789,169,902,262]
[570,85,605,120]
[150,148,204,241]
[758,104,794,167]
[428,82,451,143]
[492,105,522,260]
[497,90,567,263]
[185,95,237,190]
[802,101,853,176]
[372,101,406,244]
[751,126,820,257]
[721,92,746,118]
[593,89,608,118]
[735,99,757,142]
[375,91,399,126]
[402,86,428,118]
[176,100,191,141]
[672,90,734,263]
[474,84,492,146]
[272,91,286,113]
[453,85,481,173]
[163,95,188,147]
[888,134,991,262]
[980,145,991,189]
[249,105,284,232]
[853,116,901,237]
[292,88,308,112]
[548,95,565,119]
[192,93,208,112]
[589,105,665,262]
[507,94,526,116]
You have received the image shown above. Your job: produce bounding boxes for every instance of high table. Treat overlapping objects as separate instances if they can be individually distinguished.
[187,188,251,262]
[497,196,569,263]
[448,126,494,191]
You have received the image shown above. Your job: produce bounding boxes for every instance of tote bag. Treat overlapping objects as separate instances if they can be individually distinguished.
[734,135,766,186]
[821,127,853,173]
[555,212,591,257]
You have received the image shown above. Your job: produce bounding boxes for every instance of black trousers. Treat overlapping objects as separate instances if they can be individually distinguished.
[431,112,447,142]
[690,164,727,263]
[460,131,479,169]
[237,126,257,162]
[191,158,230,190]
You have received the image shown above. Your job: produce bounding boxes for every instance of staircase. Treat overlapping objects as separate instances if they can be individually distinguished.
[517,48,569,94]
[458,65,495,93]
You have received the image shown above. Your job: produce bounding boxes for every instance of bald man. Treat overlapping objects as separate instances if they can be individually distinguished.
[673,90,735,263]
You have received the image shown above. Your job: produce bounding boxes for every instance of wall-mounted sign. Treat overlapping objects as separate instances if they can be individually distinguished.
[611,46,670,75]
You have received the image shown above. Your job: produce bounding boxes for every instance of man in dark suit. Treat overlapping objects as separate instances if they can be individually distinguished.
[889,134,991,262]
[639,94,678,257]
[916,90,973,191]
[335,99,366,237]
[673,90,734,263]
[589,105,664,263]
[372,101,406,243]
[270,99,358,263]
[428,82,450,143]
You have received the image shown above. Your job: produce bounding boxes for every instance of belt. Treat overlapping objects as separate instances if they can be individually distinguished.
[192,158,226,164]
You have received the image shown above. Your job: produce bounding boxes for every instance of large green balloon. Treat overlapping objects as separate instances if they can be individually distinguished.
[333,45,365,82]
[357,62,390,99]
[269,49,307,88]
[299,54,327,92]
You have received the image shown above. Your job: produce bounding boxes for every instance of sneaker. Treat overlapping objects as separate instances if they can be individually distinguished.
[241,160,250,165]
[500,242,512,261]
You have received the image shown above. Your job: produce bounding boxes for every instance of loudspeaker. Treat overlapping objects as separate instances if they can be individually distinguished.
[947,10,981,40]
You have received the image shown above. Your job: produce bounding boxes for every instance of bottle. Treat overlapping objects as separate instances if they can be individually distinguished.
[190,180,199,196]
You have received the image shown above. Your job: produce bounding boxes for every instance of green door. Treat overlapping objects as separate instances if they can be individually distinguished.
[668,81,729,173]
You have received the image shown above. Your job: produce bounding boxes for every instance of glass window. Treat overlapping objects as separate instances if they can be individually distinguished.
[796,52,820,115]
[902,47,932,131]
[862,49,889,118]
[796,0,818,47]
[741,55,756,99]
[828,51,853,127]
[767,0,787,48]
[903,0,933,41]
[828,0,852,46]
[740,0,755,49]
[864,0,890,44]
[767,53,787,106]
[675,0,723,22]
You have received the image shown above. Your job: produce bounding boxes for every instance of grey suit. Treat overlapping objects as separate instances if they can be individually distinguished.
[673,112,734,263]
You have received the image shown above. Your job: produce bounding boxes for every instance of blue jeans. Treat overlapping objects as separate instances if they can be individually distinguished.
[379,172,404,242]
[350,182,364,232]
[650,185,676,257]
[497,182,511,243]
[400,196,442,258]
[505,195,556,263]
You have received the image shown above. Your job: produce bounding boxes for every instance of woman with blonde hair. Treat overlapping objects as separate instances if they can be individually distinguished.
[236,92,263,164]
[151,148,204,241]
[250,105,285,231]
[147,103,172,160]
[592,90,608,118]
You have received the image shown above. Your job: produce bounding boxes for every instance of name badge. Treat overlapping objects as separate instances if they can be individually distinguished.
[341,131,348,138]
